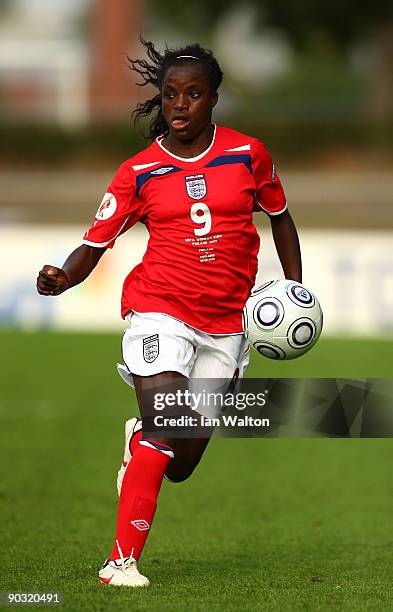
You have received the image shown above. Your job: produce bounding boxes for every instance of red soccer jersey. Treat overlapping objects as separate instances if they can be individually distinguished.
[83,125,287,334]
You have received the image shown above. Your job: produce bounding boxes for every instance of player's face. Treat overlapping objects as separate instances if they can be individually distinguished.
[162,65,218,141]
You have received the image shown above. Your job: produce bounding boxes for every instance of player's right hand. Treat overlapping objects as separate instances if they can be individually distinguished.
[36,265,70,296]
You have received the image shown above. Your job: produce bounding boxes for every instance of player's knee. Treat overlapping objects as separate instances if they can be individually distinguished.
[164,462,196,483]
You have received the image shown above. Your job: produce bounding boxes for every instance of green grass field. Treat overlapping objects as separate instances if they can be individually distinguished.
[0,332,392,611]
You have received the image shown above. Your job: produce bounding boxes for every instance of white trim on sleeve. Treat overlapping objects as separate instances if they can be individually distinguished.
[256,200,288,216]
[83,216,131,248]
[83,238,113,247]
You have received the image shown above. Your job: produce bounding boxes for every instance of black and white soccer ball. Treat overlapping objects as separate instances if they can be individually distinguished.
[243,280,323,360]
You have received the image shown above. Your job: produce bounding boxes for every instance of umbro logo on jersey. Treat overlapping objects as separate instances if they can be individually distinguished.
[143,334,159,363]
[131,519,150,531]
[185,174,207,200]
[151,166,174,175]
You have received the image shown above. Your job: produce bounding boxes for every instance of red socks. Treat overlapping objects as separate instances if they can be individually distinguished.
[109,440,173,561]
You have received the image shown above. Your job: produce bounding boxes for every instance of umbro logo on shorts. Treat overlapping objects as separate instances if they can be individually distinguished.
[143,334,159,363]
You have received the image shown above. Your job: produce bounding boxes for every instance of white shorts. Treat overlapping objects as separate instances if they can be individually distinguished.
[117,311,250,387]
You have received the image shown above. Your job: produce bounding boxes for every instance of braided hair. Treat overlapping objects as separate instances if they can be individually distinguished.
[129,38,223,140]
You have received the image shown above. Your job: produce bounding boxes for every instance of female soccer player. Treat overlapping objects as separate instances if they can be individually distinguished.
[37,40,302,587]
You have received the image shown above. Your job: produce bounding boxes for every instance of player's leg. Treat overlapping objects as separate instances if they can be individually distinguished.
[116,414,212,488]
[106,335,249,581]
[164,436,212,482]
[117,415,212,485]
[115,312,198,492]
[140,383,214,485]
[117,330,250,487]
[101,314,196,587]
[163,333,250,482]
[133,371,210,479]
[151,334,249,483]
[101,371,185,587]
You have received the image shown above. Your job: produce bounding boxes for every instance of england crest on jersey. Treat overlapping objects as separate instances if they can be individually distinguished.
[185,174,207,200]
[143,334,159,363]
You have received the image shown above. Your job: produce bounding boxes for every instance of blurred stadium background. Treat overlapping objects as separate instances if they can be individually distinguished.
[0,0,392,338]
[1,2,393,610]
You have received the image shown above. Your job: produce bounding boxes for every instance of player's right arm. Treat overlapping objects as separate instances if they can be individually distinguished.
[37,160,140,297]
[36,245,106,296]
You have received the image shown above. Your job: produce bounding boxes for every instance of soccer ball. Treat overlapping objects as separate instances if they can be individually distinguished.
[243,280,323,360]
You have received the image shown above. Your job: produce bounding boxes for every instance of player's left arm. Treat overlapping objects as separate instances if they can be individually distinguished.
[270,210,302,283]
[251,139,302,282]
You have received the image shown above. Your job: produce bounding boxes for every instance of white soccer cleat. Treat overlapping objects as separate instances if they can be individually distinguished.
[117,417,142,496]
[99,557,150,587]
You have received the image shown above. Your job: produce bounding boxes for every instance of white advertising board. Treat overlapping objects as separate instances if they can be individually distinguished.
[0,225,391,336]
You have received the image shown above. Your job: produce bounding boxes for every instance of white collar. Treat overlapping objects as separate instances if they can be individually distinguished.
[156,124,216,162]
